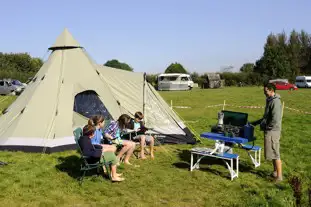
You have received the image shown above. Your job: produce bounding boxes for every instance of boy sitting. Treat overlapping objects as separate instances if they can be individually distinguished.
[128,112,155,159]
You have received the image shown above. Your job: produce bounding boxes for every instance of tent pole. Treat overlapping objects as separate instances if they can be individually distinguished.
[143,72,146,115]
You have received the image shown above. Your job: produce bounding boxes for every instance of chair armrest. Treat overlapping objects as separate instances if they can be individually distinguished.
[123,129,136,134]
[94,144,103,150]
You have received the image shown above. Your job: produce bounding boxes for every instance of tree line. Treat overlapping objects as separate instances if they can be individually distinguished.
[118,30,311,87]
[0,53,43,82]
[146,30,311,87]
[1,30,311,86]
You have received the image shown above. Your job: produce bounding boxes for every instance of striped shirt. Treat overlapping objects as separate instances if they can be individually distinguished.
[104,121,120,139]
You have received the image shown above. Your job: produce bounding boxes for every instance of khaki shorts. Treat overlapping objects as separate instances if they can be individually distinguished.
[264,131,281,160]
[133,134,153,143]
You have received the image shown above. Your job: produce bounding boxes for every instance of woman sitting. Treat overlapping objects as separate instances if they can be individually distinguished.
[128,111,155,159]
[104,114,136,165]
[78,124,124,182]
[88,115,117,153]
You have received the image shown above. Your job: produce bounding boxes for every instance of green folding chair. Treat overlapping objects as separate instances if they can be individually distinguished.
[73,127,112,184]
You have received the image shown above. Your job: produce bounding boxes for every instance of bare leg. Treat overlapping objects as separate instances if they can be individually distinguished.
[117,144,130,162]
[123,141,135,164]
[150,136,155,159]
[110,165,124,182]
[275,159,282,180]
[140,136,147,159]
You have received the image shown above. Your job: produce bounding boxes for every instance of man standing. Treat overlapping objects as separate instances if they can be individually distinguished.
[251,83,283,182]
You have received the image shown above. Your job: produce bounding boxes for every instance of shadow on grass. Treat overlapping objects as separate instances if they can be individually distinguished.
[55,155,104,180]
[173,149,274,180]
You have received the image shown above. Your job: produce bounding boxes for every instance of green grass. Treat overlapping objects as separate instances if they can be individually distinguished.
[0,87,311,206]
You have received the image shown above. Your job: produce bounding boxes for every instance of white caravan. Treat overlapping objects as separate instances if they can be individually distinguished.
[295,76,311,88]
[157,73,194,91]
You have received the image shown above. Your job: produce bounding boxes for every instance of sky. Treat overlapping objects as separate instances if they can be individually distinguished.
[1,0,311,74]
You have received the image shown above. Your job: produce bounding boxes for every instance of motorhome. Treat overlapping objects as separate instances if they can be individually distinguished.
[295,76,311,88]
[156,73,194,91]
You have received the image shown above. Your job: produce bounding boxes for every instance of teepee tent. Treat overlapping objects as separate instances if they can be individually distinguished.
[0,29,195,153]
[0,29,122,152]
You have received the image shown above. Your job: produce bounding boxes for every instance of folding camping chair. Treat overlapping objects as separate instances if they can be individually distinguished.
[73,127,112,184]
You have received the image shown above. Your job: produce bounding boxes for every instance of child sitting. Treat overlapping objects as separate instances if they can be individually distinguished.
[104,114,136,165]
[78,124,124,182]
[128,112,155,159]
[88,115,117,153]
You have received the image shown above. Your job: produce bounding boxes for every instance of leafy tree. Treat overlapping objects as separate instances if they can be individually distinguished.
[240,63,254,73]
[104,59,134,72]
[254,32,291,79]
[190,72,200,83]
[0,52,43,82]
[287,30,301,79]
[164,62,188,74]
[298,30,311,74]
[146,74,158,85]
[30,58,44,72]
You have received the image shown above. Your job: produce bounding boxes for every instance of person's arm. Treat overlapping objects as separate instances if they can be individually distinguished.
[80,137,101,157]
[270,100,281,128]
[93,144,103,150]
[104,132,115,140]
[250,118,263,126]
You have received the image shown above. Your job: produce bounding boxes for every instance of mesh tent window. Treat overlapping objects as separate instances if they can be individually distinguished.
[73,90,112,120]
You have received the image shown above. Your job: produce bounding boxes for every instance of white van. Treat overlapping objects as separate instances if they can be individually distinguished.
[156,73,194,91]
[295,76,311,88]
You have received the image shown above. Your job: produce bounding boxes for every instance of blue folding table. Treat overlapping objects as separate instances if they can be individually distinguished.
[190,132,261,180]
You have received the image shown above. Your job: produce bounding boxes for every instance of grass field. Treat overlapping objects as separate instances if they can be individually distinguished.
[0,87,311,206]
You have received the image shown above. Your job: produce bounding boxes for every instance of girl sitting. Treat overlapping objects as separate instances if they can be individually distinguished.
[78,124,124,182]
[88,115,117,153]
[104,114,136,165]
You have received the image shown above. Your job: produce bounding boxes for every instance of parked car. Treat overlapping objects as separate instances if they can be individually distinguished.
[270,81,298,90]
[0,80,18,95]
[11,79,27,93]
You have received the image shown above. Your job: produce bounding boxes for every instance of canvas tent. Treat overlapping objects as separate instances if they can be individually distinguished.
[0,29,195,153]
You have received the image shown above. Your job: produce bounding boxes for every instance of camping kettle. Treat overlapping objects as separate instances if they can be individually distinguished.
[217,111,224,126]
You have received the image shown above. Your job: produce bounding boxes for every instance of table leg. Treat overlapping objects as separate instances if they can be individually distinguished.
[190,152,193,171]
[236,157,239,177]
